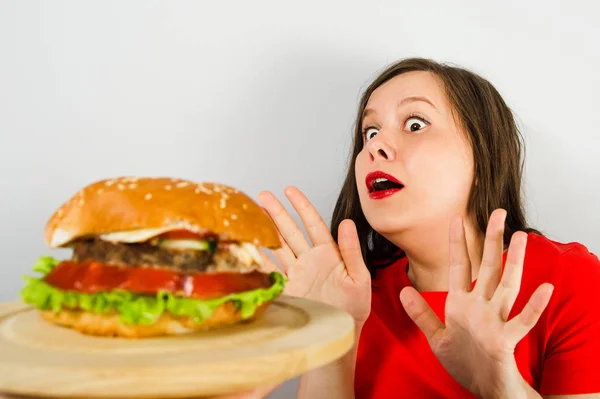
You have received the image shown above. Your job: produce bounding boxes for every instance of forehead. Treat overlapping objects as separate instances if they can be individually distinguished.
[366,71,447,108]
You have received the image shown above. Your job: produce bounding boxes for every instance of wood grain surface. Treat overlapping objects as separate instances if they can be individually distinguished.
[0,296,354,398]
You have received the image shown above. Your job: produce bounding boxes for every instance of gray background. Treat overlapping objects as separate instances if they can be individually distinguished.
[1,1,598,398]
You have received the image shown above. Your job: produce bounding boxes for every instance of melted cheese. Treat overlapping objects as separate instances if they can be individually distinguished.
[228,242,264,266]
[98,224,208,243]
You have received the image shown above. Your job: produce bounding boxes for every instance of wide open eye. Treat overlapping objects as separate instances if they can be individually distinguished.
[404,118,427,132]
[364,127,379,141]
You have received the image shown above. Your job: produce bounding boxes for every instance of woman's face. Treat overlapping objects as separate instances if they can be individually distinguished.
[355,71,475,238]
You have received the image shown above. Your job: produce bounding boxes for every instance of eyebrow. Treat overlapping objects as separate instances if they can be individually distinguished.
[398,95,437,110]
[362,96,438,119]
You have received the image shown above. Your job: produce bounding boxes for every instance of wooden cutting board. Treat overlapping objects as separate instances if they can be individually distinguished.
[0,296,355,398]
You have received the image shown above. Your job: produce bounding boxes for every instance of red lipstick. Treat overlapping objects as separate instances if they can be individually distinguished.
[365,171,404,200]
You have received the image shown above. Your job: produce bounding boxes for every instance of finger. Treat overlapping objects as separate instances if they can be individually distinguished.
[270,231,296,273]
[285,186,335,246]
[448,215,472,293]
[258,191,311,256]
[258,248,285,275]
[505,283,554,344]
[337,219,370,282]
[473,209,507,299]
[490,231,528,320]
[400,287,445,342]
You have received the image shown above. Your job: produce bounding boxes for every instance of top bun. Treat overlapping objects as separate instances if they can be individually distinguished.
[44,177,281,249]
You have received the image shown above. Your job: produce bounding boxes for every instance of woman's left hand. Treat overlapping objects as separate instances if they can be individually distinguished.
[399,209,554,399]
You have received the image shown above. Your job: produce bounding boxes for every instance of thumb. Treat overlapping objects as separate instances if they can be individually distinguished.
[400,287,444,342]
[337,219,370,281]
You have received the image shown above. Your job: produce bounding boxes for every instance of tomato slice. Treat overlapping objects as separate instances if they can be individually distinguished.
[43,261,272,299]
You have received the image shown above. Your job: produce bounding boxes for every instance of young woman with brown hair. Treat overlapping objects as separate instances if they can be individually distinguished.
[258,58,600,399]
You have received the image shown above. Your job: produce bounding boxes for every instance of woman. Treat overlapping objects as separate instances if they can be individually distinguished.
[257,58,600,398]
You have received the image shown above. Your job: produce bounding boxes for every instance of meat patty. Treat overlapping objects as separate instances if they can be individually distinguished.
[72,238,215,273]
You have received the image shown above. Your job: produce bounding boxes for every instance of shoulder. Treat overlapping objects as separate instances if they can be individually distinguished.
[522,232,600,285]
[524,232,597,261]
[523,235,600,394]
[511,233,599,322]
[519,232,600,341]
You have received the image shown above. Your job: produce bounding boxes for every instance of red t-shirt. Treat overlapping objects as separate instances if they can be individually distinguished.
[355,233,600,398]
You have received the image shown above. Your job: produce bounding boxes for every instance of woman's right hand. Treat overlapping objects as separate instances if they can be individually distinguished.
[257,187,372,326]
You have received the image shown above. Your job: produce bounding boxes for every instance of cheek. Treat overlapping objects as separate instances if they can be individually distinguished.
[354,151,372,203]
[407,143,474,205]
[354,151,368,187]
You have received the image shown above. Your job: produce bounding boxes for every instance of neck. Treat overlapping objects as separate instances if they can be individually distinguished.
[386,216,484,292]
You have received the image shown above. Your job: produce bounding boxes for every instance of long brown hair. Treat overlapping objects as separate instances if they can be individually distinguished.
[330,58,541,276]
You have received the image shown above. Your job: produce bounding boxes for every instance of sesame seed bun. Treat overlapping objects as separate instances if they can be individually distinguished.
[44,177,281,249]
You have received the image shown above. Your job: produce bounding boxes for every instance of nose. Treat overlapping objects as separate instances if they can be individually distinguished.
[367,136,396,162]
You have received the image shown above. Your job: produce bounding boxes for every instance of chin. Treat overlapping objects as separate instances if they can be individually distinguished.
[361,203,412,237]
[367,216,410,237]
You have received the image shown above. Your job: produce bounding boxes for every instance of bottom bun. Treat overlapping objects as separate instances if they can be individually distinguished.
[40,301,272,338]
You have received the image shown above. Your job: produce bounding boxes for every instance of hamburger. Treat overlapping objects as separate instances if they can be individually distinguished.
[20,177,286,338]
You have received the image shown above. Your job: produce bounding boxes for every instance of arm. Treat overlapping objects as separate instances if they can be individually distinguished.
[257,189,372,399]
[297,324,362,399]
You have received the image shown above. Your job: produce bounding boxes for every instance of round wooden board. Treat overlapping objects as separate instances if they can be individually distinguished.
[0,296,355,398]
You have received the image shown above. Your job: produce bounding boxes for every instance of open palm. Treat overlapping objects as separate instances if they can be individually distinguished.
[257,187,371,325]
[400,210,554,398]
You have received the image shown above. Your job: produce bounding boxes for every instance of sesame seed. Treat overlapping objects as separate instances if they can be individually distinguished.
[224,219,230,227]
[231,214,238,220]
[105,180,116,186]
[97,189,104,194]
[145,193,152,200]
[220,198,227,209]
[196,185,212,194]
[117,184,125,190]
[129,183,137,189]
[253,238,259,244]
[176,182,189,188]
[165,185,172,190]
[171,178,179,182]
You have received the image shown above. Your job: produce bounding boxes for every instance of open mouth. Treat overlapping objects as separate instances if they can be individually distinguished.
[366,171,404,198]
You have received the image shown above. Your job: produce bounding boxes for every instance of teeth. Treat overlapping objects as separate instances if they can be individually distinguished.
[374,178,389,184]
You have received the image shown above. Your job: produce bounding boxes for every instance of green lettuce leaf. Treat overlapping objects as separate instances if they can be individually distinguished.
[20,256,286,325]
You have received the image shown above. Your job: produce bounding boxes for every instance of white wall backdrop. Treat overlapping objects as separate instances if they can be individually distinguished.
[1,1,598,398]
